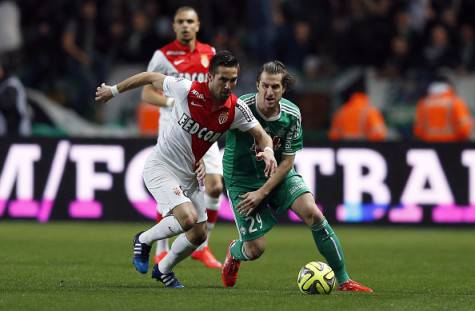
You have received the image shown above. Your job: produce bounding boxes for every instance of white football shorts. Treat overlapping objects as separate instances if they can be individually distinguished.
[202,142,223,175]
[143,152,207,223]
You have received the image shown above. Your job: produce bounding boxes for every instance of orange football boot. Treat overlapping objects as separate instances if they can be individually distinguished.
[338,279,373,292]
[153,251,168,264]
[221,241,241,287]
[191,246,223,269]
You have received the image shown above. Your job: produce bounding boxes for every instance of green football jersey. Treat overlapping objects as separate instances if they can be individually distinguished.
[223,93,303,188]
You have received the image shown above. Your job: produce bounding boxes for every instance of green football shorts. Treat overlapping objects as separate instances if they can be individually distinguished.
[227,171,310,241]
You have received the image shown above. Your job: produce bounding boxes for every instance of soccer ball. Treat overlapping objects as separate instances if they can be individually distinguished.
[297,261,336,295]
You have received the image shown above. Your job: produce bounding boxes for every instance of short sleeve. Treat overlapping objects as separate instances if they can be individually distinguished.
[162,77,192,103]
[147,50,165,72]
[231,99,259,131]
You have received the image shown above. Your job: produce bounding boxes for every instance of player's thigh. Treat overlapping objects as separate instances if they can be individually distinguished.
[270,171,311,215]
[203,143,223,175]
[227,187,276,241]
[188,187,208,223]
[143,158,191,217]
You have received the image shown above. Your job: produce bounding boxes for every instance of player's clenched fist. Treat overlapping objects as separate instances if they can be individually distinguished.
[95,83,114,104]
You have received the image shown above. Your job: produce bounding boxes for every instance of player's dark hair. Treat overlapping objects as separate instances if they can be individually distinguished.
[209,50,239,75]
[174,6,199,19]
[257,61,295,90]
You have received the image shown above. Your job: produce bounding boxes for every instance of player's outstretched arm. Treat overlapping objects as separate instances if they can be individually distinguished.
[248,124,277,177]
[95,72,167,104]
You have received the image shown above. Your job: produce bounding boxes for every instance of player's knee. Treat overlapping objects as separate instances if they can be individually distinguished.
[179,210,198,231]
[205,182,223,197]
[304,207,324,227]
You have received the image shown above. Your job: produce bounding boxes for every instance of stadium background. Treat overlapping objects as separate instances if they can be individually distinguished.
[2,0,475,137]
[2,1,475,310]
[1,0,475,225]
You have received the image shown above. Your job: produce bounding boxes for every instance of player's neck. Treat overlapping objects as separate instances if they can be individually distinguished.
[256,98,280,119]
[210,95,225,110]
[178,38,196,51]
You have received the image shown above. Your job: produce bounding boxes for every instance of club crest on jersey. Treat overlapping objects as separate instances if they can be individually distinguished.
[172,186,182,196]
[218,111,229,124]
[201,54,210,68]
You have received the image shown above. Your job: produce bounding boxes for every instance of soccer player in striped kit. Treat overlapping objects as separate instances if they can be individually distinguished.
[141,6,223,268]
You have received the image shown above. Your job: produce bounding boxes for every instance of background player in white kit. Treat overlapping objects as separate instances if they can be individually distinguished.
[142,6,223,268]
[95,51,277,288]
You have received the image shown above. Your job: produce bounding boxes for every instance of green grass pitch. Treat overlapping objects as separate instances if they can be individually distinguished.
[1,222,474,310]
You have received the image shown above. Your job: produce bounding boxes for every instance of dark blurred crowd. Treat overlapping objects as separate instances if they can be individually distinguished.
[1,0,475,129]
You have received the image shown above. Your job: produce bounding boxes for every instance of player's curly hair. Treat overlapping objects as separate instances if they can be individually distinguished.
[257,61,296,90]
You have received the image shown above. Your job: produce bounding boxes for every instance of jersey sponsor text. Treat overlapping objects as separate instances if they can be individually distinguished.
[178,113,223,143]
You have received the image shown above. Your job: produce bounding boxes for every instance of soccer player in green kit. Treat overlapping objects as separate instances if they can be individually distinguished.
[221,61,373,292]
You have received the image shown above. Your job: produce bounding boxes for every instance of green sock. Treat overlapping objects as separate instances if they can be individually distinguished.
[311,218,350,284]
[229,240,250,261]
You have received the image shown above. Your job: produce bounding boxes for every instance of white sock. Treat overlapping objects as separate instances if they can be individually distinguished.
[139,216,184,245]
[204,193,220,211]
[155,238,169,255]
[159,233,198,273]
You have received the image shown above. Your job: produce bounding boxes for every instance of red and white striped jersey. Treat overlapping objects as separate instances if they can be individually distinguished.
[154,77,258,188]
[146,40,215,128]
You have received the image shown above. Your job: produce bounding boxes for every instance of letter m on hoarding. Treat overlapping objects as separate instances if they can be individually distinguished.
[0,144,41,217]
